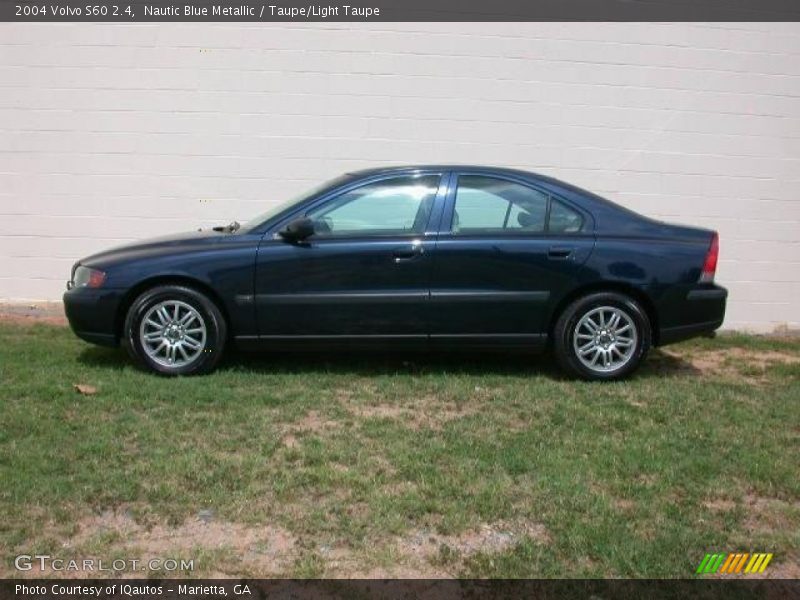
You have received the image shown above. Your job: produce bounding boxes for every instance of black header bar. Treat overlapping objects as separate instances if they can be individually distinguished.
[3,0,800,22]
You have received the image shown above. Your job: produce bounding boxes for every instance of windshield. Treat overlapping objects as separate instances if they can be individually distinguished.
[241,174,354,232]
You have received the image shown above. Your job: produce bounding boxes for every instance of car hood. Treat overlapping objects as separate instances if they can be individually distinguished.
[79,229,231,268]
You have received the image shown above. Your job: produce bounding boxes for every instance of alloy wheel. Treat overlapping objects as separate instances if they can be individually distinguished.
[138,300,207,368]
[572,305,638,373]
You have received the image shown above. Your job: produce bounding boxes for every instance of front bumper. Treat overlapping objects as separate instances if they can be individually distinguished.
[63,287,124,347]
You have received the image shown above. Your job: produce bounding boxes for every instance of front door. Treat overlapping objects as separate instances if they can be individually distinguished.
[254,172,447,341]
[429,172,595,347]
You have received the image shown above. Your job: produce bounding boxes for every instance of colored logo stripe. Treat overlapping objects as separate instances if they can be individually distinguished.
[696,554,712,573]
[748,553,773,573]
[718,553,735,573]
[697,553,726,574]
[731,554,748,573]
[697,553,773,574]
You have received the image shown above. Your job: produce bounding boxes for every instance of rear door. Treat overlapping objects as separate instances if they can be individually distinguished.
[429,172,595,347]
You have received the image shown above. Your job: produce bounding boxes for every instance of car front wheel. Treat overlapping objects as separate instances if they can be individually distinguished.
[123,285,227,375]
[554,291,651,381]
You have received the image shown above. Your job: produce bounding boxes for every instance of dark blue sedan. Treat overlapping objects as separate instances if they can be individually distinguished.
[64,166,727,380]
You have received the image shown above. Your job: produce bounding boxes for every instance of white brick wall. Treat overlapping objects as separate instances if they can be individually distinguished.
[1,22,799,331]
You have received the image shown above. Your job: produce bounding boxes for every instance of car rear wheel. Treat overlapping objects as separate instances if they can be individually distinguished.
[554,291,651,381]
[123,285,226,375]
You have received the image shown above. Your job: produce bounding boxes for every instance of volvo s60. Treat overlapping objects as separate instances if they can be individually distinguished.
[64,166,727,380]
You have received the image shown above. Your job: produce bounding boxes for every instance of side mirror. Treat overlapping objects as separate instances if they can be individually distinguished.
[279,217,315,242]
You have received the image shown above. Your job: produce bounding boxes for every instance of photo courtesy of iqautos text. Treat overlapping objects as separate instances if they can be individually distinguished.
[0,1,798,597]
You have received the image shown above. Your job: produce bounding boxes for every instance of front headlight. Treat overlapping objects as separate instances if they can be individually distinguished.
[71,265,106,289]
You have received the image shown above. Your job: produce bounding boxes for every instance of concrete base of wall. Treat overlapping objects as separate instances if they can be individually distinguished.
[0,301,67,325]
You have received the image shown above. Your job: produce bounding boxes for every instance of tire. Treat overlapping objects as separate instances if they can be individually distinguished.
[553,291,651,381]
[123,285,227,376]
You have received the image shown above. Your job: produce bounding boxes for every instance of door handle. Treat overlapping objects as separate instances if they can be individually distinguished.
[393,244,424,263]
[548,246,574,259]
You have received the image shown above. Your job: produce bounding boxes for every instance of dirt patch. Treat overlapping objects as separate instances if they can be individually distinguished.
[691,349,798,371]
[381,481,417,496]
[54,512,549,579]
[703,498,737,511]
[613,498,636,511]
[334,383,379,402]
[743,494,800,534]
[396,520,550,562]
[343,397,478,431]
[281,410,340,447]
[292,410,340,433]
[660,347,799,382]
[0,302,67,326]
[63,510,296,576]
[338,520,549,578]
[350,404,407,420]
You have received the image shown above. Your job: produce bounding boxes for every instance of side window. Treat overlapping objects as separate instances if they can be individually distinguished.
[307,175,440,237]
[452,175,548,234]
[549,199,584,233]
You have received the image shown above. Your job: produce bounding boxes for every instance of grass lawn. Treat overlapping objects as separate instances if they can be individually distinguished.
[0,320,798,578]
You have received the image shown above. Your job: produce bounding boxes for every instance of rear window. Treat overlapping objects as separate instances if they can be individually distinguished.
[452,176,548,234]
[452,175,584,234]
[549,199,584,233]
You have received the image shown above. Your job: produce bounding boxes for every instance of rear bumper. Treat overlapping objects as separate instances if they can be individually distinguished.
[659,319,724,345]
[63,287,124,347]
[657,284,727,346]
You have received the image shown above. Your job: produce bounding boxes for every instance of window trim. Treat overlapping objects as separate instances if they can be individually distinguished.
[442,172,589,238]
[267,171,447,241]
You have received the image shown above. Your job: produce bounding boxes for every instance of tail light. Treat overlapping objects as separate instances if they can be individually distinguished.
[699,232,719,283]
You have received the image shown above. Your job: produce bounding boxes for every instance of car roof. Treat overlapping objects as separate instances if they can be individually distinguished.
[344,164,606,205]
[342,164,655,232]
[344,164,593,196]
[345,164,536,178]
